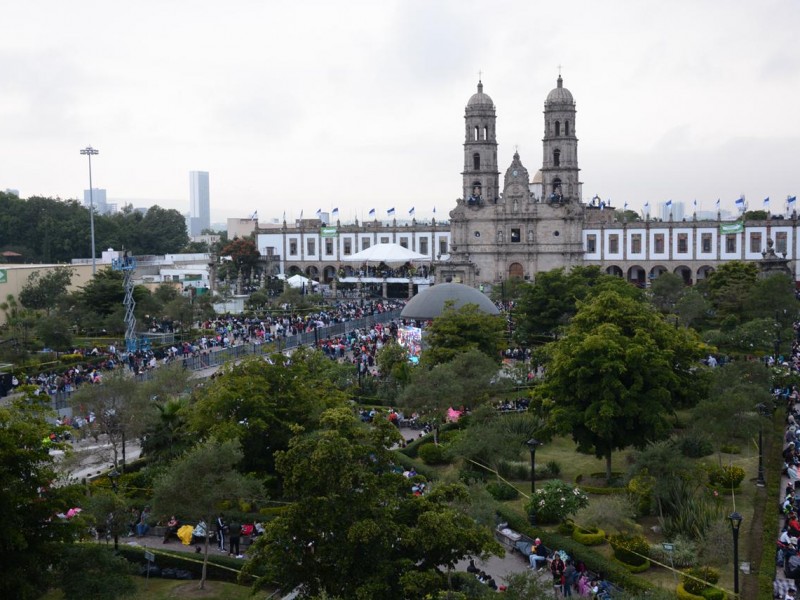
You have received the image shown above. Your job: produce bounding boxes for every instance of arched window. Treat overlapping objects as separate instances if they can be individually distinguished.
[555,121,561,136]
[473,153,480,170]
[483,126,488,140]
[474,126,479,141]
[565,121,570,136]
[553,149,560,167]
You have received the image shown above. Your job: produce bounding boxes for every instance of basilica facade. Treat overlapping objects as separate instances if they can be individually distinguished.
[256,77,797,290]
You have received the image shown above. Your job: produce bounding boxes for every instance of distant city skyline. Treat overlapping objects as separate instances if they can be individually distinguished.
[1,1,797,223]
[188,171,210,236]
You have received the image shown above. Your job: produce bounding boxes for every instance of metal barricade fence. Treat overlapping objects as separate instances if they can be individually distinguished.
[45,309,407,412]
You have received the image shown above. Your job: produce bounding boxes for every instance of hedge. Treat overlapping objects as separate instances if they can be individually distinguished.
[571,527,606,546]
[676,582,706,600]
[390,450,438,480]
[115,544,265,584]
[398,421,461,458]
[494,505,653,595]
[613,557,651,573]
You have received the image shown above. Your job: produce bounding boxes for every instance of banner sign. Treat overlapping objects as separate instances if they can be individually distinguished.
[320,227,338,238]
[719,221,743,234]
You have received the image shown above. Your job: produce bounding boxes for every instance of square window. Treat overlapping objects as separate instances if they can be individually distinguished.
[400,237,408,249]
[586,234,596,253]
[362,239,371,250]
[725,235,736,252]
[654,234,664,253]
[381,236,389,244]
[631,234,642,254]
[307,239,315,255]
[701,233,712,253]
[677,233,688,253]
[749,232,762,253]
[343,239,352,255]
[325,239,333,255]
[439,239,448,256]
[608,234,619,253]
[289,240,298,255]
[510,228,521,243]
[419,239,428,255]
[776,232,788,253]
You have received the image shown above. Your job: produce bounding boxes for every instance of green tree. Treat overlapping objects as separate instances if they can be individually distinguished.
[35,315,74,350]
[69,370,154,469]
[55,544,136,600]
[422,303,505,367]
[138,205,190,254]
[704,261,758,322]
[0,390,84,599]
[514,266,642,344]
[399,349,499,413]
[188,350,348,476]
[243,407,502,599]
[689,361,772,445]
[220,237,261,282]
[649,272,685,313]
[539,290,708,479]
[151,438,263,589]
[17,266,74,315]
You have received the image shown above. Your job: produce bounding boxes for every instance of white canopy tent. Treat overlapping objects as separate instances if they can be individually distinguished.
[285,274,318,289]
[342,243,428,267]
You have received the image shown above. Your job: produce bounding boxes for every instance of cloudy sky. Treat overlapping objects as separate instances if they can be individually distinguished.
[2,0,798,224]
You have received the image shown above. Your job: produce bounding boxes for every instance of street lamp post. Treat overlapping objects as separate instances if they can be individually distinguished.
[80,146,99,275]
[526,438,542,495]
[526,438,542,525]
[728,511,743,596]
[108,468,120,551]
[756,402,768,487]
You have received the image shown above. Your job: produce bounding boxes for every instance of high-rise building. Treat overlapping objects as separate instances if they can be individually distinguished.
[83,188,110,214]
[189,171,210,236]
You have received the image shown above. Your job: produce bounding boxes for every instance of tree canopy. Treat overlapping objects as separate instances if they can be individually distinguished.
[243,407,502,599]
[538,289,709,479]
[0,390,84,599]
[422,303,506,367]
[187,350,350,476]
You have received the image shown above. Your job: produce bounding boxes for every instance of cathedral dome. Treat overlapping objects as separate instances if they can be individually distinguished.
[467,81,494,108]
[546,75,574,105]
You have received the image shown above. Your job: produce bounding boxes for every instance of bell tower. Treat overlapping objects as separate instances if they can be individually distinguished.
[463,80,499,205]
[541,74,581,203]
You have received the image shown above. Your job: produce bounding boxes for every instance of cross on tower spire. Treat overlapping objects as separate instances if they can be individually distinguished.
[478,69,482,82]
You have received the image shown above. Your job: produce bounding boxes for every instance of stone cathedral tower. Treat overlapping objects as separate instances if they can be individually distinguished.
[541,74,581,203]
[462,81,500,205]
[443,76,585,286]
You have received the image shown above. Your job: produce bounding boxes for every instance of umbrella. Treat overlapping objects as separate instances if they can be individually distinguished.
[66,507,82,519]
[177,524,194,545]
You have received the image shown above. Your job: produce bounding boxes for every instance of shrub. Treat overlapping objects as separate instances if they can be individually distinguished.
[609,533,649,567]
[679,436,714,458]
[719,443,741,454]
[458,468,487,485]
[418,443,448,465]
[497,460,529,481]
[648,536,699,569]
[681,566,720,597]
[707,465,745,489]
[525,481,589,525]
[543,460,562,478]
[557,520,575,535]
[572,526,606,546]
[486,481,520,501]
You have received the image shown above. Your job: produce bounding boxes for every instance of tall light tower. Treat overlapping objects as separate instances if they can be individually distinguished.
[80,146,99,275]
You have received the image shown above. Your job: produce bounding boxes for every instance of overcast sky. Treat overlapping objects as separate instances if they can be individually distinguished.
[2,0,798,224]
